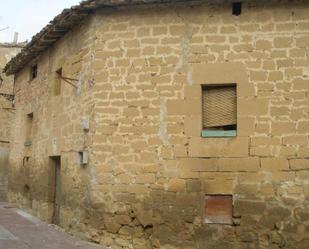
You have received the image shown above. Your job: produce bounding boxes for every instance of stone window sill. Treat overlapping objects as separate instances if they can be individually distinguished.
[201,130,237,138]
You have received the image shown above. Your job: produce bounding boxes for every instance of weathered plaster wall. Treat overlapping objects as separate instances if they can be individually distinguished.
[0,43,22,200]
[8,0,309,248]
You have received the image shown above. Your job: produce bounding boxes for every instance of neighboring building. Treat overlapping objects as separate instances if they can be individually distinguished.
[0,42,24,201]
[4,0,309,248]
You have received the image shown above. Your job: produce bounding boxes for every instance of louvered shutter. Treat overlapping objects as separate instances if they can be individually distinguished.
[202,85,237,128]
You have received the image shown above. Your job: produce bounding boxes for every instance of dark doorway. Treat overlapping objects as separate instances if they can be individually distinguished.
[49,156,61,225]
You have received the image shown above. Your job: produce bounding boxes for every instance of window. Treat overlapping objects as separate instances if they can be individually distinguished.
[25,113,33,146]
[201,84,237,137]
[54,68,62,96]
[30,64,38,81]
[232,2,242,16]
[205,195,233,225]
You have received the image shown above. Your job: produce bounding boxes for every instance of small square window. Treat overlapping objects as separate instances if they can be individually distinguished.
[205,195,233,225]
[201,84,237,137]
[30,64,38,81]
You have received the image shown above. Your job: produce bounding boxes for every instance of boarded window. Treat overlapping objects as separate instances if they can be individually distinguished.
[202,85,237,136]
[205,195,233,225]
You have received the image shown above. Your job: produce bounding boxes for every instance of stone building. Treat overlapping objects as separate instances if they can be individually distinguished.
[0,42,24,200]
[4,0,309,248]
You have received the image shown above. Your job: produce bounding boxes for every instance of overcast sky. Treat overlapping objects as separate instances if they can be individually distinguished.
[0,0,82,43]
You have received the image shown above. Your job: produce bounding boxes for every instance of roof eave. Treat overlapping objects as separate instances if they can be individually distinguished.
[4,0,202,75]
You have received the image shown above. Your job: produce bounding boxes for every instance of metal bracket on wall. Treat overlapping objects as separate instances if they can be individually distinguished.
[60,76,78,89]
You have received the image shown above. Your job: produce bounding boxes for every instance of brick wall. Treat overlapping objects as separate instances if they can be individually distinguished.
[8,1,309,248]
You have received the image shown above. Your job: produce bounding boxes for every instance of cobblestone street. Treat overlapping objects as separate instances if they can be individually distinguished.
[0,202,104,249]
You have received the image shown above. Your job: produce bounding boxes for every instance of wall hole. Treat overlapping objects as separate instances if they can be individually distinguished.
[232,2,242,16]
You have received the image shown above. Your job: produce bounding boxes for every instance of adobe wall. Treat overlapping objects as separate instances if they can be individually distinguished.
[8,0,309,249]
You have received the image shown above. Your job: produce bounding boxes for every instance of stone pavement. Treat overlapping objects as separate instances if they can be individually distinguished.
[0,202,106,249]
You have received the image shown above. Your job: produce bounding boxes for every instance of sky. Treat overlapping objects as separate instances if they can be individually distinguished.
[0,0,82,43]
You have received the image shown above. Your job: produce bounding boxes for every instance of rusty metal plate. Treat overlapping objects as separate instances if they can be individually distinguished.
[205,195,233,224]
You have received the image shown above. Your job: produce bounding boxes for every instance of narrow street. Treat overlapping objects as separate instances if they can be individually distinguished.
[0,202,105,249]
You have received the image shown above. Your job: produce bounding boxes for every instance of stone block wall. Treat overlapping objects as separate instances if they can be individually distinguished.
[0,43,22,200]
[8,17,97,225]
[89,1,309,248]
[8,0,309,248]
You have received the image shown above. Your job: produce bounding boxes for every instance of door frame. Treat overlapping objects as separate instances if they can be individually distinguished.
[49,156,61,225]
